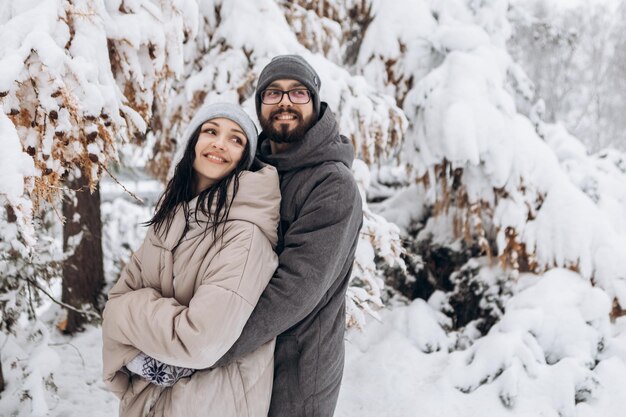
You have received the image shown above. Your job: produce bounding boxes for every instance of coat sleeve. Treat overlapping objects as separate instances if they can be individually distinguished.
[102,242,148,397]
[101,225,278,369]
[107,241,147,300]
[214,166,363,366]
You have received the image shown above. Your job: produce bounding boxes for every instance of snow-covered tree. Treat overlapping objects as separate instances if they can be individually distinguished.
[508,0,626,152]
[0,0,197,330]
[345,0,626,412]
[0,0,195,411]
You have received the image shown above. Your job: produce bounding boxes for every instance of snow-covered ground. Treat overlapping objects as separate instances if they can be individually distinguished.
[40,327,118,417]
[339,274,626,417]
[3,274,626,417]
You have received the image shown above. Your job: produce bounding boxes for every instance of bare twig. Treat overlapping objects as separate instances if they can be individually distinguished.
[359,231,409,246]
[25,279,37,319]
[50,199,65,223]
[15,276,99,320]
[48,342,86,368]
[100,163,144,204]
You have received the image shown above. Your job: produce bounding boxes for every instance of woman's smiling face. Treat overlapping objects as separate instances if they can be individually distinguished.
[193,117,248,194]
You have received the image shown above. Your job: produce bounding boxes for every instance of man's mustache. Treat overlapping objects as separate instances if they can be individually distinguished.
[269,107,302,120]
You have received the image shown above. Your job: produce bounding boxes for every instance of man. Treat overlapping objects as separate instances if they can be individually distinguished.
[214,54,363,416]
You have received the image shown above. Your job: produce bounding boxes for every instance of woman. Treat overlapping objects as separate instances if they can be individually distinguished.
[102,102,280,417]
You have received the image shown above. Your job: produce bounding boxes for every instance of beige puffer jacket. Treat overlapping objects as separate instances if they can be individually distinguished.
[102,165,280,417]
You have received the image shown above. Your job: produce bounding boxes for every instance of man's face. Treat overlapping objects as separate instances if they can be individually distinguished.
[259,79,316,144]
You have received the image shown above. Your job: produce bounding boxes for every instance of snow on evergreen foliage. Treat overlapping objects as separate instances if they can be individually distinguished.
[1,0,626,415]
[0,0,197,317]
[149,0,406,177]
[352,0,626,318]
[349,159,406,328]
[344,0,626,411]
[0,1,195,413]
[447,269,610,412]
[0,0,195,205]
[0,111,36,330]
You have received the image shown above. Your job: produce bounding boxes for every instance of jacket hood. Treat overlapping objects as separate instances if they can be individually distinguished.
[258,103,355,173]
[149,164,280,250]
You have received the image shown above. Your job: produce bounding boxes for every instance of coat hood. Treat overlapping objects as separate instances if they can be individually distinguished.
[258,103,355,173]
[149,164,280,250]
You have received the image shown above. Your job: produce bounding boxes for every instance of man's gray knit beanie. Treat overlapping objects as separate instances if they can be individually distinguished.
[168,102,258,179]
[255,55,321,118]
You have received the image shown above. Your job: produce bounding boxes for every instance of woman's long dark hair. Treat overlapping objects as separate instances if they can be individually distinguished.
[145,125,251,250]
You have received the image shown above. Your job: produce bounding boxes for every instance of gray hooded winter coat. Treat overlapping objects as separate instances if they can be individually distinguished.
[214,103,363,417]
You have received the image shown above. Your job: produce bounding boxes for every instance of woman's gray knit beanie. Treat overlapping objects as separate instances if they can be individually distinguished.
[168,102,258,179]
[255,55,321,118]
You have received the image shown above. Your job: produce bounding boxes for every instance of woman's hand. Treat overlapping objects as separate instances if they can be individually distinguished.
[125,352,195,387]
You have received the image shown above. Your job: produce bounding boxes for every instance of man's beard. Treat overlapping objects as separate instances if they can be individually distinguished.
[260,107,316,144]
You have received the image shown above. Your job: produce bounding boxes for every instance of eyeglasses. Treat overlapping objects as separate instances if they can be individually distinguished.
[260,88,311,105]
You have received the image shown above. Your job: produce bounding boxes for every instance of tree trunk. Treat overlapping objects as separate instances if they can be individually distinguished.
[61,174,105,334]
[0,351,5,393]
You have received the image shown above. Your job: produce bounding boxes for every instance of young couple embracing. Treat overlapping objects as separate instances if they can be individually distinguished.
[102,55,363,417]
